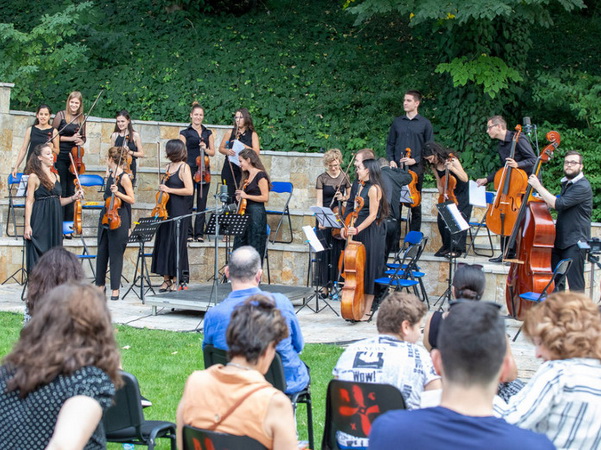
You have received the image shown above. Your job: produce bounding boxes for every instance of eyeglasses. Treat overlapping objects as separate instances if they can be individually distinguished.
[486,124,497,130]
[564,160,581,167]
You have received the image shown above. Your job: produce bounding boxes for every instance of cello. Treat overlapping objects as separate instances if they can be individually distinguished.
[505,131,561,320]
[340,195,367,321]
[486,125,529,236]
[438,153,458,205]
[402,148,421,207]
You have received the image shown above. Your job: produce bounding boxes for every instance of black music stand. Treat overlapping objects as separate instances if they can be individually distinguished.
[123,217,163,303]
[433,201,469,311]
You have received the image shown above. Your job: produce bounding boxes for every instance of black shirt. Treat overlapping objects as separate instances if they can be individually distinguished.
[180,124,212,166]
[386,114,434,175]
[554,174,592,249]
[486,131,537,183]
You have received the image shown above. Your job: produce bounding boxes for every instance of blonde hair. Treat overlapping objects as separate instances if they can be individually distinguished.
[523,292,601,360]
[323,149,343,167]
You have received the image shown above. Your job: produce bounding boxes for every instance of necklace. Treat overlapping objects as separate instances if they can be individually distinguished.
[226,362,253,371]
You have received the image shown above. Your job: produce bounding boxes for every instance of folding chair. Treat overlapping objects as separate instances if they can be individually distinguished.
[266,181,293,244]
[5,173,26,237]
[203,344,314,450]
[63,221,97,278]
[322,379,406,450]
[79,174,105,235]
[385,232,429,307]
[103,371,176,450]
[512,258,573,341]
[183,425,267,450]
[376,244,421,298]
[466,191,495,257]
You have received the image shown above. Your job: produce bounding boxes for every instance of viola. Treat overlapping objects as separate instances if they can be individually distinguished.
[68,153,84,234]
[237,179,250,215]
[331,205,345,240]
[194,140,211,185]
[69,127,85,175]
[438,153,458,204]
[151,171,171,220]
[340,195,367,321]
[402,148,421,207]
[505,131,560,320]
[101,172,123,230]
[486,125,529,237]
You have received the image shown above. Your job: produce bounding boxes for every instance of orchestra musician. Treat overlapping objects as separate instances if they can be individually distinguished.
[341,158,389,320]
[12,105,59,178]
[95,146,135,301]
[315,149,350,294]
[52,91,86,229]
[218,108,260,204]
[151,139,194,291]
[110,109,144,183]
[23,143,83,273]
[476,115,537,263]
[179,102,215,243]
[233,149,270,265]
[423,142,471,257]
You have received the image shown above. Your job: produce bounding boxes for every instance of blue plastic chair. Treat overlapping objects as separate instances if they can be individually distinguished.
[376,244,421,297]
[6,173,26,237]
[466,191,495,257]
[266,181,293,243]
[63,221,97,277]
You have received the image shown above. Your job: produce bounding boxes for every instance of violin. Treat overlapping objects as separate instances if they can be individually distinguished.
[438,153,458,204]
[193,140,211,185]
[237,179,250,214]
[505,131,560,320]
[151,171,171,220]
[101,149,126,230]
[486,125,529,236]
[339,195,367,321]
[122,134,133,176]
[69,127,85,175]
[402,148,421,207]
[69,153,84,235]
[330,154,354,240]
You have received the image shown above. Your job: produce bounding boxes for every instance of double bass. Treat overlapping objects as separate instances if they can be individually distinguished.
[486,125,529,236]
[505,131,561,320]
[340,195,367,321]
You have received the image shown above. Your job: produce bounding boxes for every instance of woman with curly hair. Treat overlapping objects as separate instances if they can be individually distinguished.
[498,292,601,449]
[0,283,122,449]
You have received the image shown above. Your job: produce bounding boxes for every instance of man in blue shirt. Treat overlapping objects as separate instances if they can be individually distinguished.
[202,246,309,394]
[369,302,554,450]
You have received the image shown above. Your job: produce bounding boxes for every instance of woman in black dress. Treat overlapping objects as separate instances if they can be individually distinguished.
[315,148,350,292]
[423,142,471,257]
[341,158,389,320]
[51,91,86,226]
[233,148,270,264]
[179,103,215,242]
[96,146,135,301]
[23,143,83,274]
[151,139,194,291]
[12,104,59,178]
[218,108,260,204]
[110,109,144,183]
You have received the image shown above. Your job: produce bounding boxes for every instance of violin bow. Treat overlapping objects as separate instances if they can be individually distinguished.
[329,153,356,209]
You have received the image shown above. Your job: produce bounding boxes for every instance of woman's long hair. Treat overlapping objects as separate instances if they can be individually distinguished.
[24,144,55,190]
[423,142,459,166]
[239,148,271,189]
[235,108,255,132]
[361,158,390,224]
[113,109,135,136]
[33,104,52,126]
[4,283,122,397]
[65,91,84,122]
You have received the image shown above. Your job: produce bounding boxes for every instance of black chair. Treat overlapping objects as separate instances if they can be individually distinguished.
[322,379,406,450]
[183,425,267,450]
[103,371,176,449]
[203,344,314,450]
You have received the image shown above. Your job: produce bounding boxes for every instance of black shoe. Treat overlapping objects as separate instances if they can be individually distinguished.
[447,250,463,258]
[434,247,449,257]
[489,255,503,263]
[110,295,119,301]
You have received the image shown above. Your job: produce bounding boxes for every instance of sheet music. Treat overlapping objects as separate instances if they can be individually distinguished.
[16,175,29,197]
[303,225,325,252]
[309,206,342,228]
[468,180,487,208]
[447,202,470,231]
[227,140,245,166]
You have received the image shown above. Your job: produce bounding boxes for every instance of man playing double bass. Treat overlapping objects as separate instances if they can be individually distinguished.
[476,115,537,263]
[527,151,592,292]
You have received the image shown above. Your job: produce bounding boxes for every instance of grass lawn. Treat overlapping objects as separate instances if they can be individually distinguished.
[0,311,343,449]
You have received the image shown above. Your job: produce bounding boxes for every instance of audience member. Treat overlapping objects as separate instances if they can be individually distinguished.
[203,246,309,394]
[369,302,554,449]
[178,295,299,449]
[496,292,601,449]
[0,283,121,449]
[332,293,440,448]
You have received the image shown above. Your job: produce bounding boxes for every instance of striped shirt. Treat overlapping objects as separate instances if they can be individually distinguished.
[494,358,601,450]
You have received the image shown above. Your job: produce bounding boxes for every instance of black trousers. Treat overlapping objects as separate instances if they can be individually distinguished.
[220,161,241,205]
[55,155,75,221]
[95,211,129,291]
[552,244,586,292]
[188,181,210,238]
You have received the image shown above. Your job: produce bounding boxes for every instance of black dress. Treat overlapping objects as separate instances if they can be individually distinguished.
[350,181,387,296]
[25,179,62,274]
[180,124,213,238]
[55,111,84,222]
[435,168,472,253]
[95,174,132,291]
[233,171,268,263]
[315,171,350,287]
[151,165,192,282]
[220,129,254,204]
[114,134,138,182]
[26,126,55,162]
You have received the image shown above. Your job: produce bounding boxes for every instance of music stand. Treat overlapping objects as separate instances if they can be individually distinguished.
[433,201,469,311]
[123,217,163,303]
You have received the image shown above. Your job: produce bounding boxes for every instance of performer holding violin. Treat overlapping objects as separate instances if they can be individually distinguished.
[23,143,83,273]
[110,110,144,182]
[95,146,135,301]
[179,102,215,242]
[423,142,471,257]
[315,149,350,291]
[527,151,592,292]
[233,149,270,265]
[218,108,260,204]
[151,139,194,291]
[341,158,389,320]
[476,115,537,263]
[52,91,86,229]
[12,105,59,177]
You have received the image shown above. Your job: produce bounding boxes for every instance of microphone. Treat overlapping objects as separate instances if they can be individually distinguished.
[218,183,229,203]
[219,203,237,213]
[523,116,533,136]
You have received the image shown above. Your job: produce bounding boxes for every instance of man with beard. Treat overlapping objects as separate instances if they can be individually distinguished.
[528,151,592,291]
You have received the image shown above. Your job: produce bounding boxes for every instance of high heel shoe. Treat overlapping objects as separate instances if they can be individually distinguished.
[159,280,173,293]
